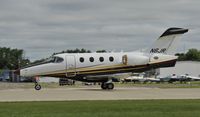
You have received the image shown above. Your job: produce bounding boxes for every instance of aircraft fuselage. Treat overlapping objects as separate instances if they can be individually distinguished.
[19,52,177,82]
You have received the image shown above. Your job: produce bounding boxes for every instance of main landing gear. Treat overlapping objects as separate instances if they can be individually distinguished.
[34,76,41,90]
[101,82,114,90]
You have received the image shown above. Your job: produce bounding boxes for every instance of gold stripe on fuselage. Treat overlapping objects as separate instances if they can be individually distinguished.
[39,64,146,76]
[77,66,146,75]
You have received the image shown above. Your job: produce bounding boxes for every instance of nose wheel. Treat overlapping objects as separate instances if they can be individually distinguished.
[101,83,114,90]
[35,83,41,90]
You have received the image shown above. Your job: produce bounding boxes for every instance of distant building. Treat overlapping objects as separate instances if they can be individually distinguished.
[0,70,21,82]
[0,70,10,81]
[160,61,200,77]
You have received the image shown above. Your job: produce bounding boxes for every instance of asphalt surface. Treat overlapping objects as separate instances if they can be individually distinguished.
[0,87,200,102]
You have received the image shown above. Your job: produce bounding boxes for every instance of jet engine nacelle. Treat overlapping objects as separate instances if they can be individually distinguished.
[122,54,149,66]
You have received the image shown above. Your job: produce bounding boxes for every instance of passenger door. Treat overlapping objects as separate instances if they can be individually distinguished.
[66,55,76,77]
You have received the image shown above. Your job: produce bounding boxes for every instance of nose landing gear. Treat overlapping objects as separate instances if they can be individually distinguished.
[34,76,41,90]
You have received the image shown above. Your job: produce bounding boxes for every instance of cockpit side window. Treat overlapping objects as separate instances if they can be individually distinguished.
[54,57,64,63]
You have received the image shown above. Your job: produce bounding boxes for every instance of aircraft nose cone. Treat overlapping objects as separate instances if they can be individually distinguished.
[14,69,20,76]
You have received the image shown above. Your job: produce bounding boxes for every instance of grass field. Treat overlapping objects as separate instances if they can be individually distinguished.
[0,100,200,117]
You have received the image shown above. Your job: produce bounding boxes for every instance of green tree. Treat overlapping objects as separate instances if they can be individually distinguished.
[96,50,107,53]
[0,47,30,69]
[53,48,91,55]
[185,49,200,61]
[175,53,186,61]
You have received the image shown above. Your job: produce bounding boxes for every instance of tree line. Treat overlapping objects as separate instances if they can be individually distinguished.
[175,49,200,61]
[52,48,107,55]
[0,47,199,70]
[0,47,30,70]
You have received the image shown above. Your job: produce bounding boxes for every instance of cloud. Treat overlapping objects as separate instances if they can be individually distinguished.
[0,0,199,61]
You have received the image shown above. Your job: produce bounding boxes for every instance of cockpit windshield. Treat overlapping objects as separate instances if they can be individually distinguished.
[54,57,64,63]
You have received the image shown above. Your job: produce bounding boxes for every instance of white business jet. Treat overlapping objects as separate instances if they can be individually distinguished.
[15,27,188,90]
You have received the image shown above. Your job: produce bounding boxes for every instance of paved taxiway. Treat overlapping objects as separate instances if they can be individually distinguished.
[0,87,200,102]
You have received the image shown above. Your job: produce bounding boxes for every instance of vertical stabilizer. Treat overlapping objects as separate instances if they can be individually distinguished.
[147,27,188,55]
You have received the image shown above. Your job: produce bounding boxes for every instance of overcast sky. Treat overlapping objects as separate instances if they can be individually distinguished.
[0,0,199,61]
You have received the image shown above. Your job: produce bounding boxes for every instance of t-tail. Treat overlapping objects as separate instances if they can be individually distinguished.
[146,27,189,55]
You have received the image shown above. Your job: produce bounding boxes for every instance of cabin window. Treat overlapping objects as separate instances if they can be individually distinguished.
[79,57,84,63]
[99,57,104,62]
[54,57,64,63]
[89,57,94,62]
[109,56,114,62]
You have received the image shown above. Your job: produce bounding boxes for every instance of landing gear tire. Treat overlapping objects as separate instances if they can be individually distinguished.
[101,83,114,90]
[101,83,107,90]
[107,83,114,90]
[35,84,41,90]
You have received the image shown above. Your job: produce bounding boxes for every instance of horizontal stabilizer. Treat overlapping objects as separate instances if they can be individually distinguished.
[160,28,188,37]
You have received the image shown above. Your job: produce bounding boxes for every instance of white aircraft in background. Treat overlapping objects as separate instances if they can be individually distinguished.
[15,27,188,90]
[158,74,180,83]
[157,74,200,83]
[179,74,200,82]
[122,73,145,83]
